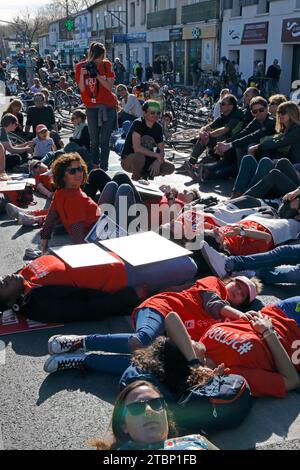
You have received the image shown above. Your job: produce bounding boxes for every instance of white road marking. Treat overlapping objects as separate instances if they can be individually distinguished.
[0,341,6,365]
[0,424,4,450]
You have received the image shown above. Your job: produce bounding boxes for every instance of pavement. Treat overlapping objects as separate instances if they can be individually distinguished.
[0,93,299,450]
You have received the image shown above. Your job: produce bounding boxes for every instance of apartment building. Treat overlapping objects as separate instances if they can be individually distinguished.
[221,0,300,94]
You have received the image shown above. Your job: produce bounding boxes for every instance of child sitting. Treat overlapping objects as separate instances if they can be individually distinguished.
[32,124,56,158]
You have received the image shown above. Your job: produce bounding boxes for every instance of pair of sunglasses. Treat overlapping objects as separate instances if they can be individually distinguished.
[252,107,265,114]
[65,166,84,175]
[125,397,166,416]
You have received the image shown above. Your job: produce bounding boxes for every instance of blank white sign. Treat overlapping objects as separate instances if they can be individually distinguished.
[51,244,119,268]
[99,231,192,266]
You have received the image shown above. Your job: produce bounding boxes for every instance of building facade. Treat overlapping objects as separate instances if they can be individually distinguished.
[221,0,300,94]
[38,34,50,57]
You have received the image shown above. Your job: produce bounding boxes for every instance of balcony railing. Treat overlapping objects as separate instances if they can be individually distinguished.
[147,8,177,29]
[181,0,218,24]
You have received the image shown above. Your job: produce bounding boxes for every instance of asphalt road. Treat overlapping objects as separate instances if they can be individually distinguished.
[0,93,299,450]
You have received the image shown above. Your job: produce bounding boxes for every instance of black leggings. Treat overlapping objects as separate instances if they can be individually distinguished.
[83,169,142,203]
[244,159,300,199]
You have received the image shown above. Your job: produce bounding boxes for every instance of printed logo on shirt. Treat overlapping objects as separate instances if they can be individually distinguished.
[204,326,254,356]
[185,320,195,330]
[295,302,300,313]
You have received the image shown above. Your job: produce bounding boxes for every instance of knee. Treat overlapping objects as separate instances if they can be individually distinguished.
[241,154,257,168]
[276,158,291,170]
[129,332,152,351]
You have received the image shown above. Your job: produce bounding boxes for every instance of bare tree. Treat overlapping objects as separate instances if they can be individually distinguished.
[38,0,101,21]
[11,9,48,48]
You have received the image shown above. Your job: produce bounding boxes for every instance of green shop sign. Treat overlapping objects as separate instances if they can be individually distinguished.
[65,19,75,32]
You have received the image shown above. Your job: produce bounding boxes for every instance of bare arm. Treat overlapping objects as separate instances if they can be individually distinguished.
[36,183,53,199]
[96,75,114,91]
[132,132,161,159]
[165,311,199,362]
[209,127,230,138]
[2,141,31,154]
[251,312,300,392]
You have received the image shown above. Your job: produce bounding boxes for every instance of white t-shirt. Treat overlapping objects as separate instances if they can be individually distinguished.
[121,94,143,118]
[243,215,300,245]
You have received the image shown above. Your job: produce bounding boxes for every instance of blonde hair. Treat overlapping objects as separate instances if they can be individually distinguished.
[276,101,300,133]
[4,99,22,115]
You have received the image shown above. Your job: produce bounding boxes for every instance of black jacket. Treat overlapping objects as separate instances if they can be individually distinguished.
[228,114,276,149]
[69,124,90,151]
[258,123,300,163]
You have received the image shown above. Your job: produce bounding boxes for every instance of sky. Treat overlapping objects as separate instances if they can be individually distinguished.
[0,0,44,22]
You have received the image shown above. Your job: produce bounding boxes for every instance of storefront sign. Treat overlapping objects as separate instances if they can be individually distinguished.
[169,28,183,41]
[113,34,127,43]
[58,39,89,50]
[282,18,300,43]
[241,22,268,44]
[183,24,217,40]
[127,32,147,43]
[228,24,243,45]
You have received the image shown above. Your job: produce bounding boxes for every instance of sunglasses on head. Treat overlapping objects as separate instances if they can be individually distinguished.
[252,107,265,114]
[125,397,166,416]
[65,165,84,175]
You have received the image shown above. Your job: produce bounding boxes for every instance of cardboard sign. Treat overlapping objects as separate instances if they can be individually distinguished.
[85,213,127,243]
[51,243,120,268]
[0,310,63,336]
[0,174,35,192]
[99,231,192,266]
[133,181,163,197]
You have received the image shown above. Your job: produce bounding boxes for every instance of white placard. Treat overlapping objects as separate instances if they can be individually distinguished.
[51,244,119,268]
[133,181,163,196]
[99,231,192,266]
[0,174,35,192]
[85,213,127,243]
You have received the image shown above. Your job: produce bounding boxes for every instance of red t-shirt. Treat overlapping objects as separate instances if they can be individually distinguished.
[20,254,126,294]
[75,60,117,108]
[144,196,184,228]
[200,304,300,398]
[35,172,53,192]
[50,188,100,236]
[219,220,274,256]
[133,276,228,341]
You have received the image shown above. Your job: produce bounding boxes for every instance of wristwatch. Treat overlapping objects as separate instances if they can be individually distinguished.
[239,228,246,236]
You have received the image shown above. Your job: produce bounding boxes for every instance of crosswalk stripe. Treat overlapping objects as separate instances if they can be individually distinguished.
[0,341,6,366]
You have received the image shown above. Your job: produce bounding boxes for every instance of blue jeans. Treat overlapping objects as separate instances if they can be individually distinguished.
[86,107,117,169]
[274,297,300,326]
[83,307,165,373]
[226,244,300,284]
[233,155,274,193]
[98,181,136,229]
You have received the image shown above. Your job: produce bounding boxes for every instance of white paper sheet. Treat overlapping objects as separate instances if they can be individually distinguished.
[51,244,119,268]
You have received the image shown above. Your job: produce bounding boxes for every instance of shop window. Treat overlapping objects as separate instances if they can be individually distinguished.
[130,2,135,26]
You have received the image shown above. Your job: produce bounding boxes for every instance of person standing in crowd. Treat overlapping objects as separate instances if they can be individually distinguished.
[153,56,163,81]
[145,63,153,81]
[75,42,117,171]
[136,62,143,83]
[45,55,56,74]
[254,62,266,95]
[191,59,202,89]
[16,54,27,85]
[221,57,237,89]
[25,48,37,88]
[266,59,281,96]
[113,58,126,85]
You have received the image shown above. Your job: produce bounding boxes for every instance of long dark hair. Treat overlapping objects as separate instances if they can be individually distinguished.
[89,380,177,450]
[133,337,215,394]
[87,42,106,61]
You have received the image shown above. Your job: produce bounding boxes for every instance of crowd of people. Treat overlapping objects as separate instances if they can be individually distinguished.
[1,41,300,451]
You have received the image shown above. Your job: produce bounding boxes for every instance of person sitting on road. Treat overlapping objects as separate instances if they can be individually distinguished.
[2,99,25,137]
[63,109,91,168]
[121,100,175,181]
[0,114,33,170]
[177,95,245,173]
[117,84,143,126]
[30,78,43,95]
[58,76,70,91]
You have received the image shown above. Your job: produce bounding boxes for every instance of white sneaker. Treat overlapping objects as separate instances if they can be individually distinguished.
[201,241,227,278]
[44,353,86,374]
[6,203,26,220]
[48,334,86,355]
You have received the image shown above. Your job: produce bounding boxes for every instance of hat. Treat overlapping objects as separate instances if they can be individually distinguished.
[35,124,48,133]
[29,159,41,175]
[235,276,257,303]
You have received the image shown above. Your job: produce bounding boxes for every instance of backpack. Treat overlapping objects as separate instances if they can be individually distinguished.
[175,374,254,435]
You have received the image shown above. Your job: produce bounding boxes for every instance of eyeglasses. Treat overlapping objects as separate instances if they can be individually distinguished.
[65,166,84,175]
[252,107,266,114]
[125,397,166,416]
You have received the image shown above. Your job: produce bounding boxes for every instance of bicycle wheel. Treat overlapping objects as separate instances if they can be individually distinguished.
[55,90,72,115]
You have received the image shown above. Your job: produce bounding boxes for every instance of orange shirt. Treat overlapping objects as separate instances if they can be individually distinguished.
[35,172,53,192]
[50,188,100,236]
[201,304,300,398]
[75,60,117,108]
[21,254,126,294]
[133,276,228,341]
[219,220,274,256]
